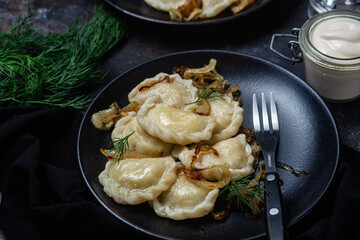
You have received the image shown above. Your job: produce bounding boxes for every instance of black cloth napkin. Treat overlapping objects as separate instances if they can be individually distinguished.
[0,107,359,240]
[0,107,147,240]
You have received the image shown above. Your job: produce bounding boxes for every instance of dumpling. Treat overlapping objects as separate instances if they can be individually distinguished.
[128,73,197,109]
[149,172,219,220]
[200,0,238,18]
[98,157,177,205]
[172,134,254,178]
[144,0,187,13]
[136,95,216,145]
[112,111,174,157]
[202,96,243,144]
[144,0,251,21]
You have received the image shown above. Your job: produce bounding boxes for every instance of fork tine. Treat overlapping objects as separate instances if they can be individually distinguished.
[252,94,261,132]
[261,93,270,131]
[270,92,279,131]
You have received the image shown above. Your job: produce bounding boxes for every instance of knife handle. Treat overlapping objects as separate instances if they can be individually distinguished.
[265,171,287,240]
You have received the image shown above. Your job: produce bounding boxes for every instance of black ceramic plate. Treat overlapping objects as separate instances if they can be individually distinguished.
[104,0,271,26]
[77,50,339,239]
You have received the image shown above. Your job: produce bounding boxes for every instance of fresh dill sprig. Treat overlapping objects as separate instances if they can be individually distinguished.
[185,88,224,105]
[220,175,265,212]
[111,131,135,162]
[0,3,126,109]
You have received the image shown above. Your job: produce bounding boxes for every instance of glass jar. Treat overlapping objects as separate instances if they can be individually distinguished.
[271,9,360,102]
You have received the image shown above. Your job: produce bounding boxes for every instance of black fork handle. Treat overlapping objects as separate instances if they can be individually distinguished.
[265,170,287,240]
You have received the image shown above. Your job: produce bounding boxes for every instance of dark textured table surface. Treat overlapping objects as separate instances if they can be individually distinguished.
[1,0,359,239]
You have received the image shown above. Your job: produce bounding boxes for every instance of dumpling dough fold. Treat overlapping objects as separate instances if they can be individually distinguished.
[137,95,216,145]
[99,157,177,205]
[128,73,198,109]
[172,134,254,178]
[150,173,219,220]
[202,96,243,144]
[112,111,174,157]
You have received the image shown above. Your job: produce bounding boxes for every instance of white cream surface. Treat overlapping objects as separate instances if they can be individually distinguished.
[310,17,360,59]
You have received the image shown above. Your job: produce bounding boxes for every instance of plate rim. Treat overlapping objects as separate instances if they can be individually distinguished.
[104,0,273,26]
[77,49,340,239]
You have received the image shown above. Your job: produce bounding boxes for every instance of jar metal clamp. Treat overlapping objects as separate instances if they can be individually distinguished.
[270,28,303,64]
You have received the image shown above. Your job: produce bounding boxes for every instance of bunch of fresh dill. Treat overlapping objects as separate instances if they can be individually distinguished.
[0,3,125,109]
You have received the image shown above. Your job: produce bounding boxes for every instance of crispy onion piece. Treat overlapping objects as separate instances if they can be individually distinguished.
[184,8,202,21]
[183,59,217,79]
[181,165,232,190]
[251,143,261,154]
[207,78,224,89]
[169,9,183,21]
[122,101,141,113]
[178,143,231,190]
[193,99,211,116]
[223,84,240,94]
[172,0,202,21]
[178,0,196,17]
[209,79,239,95]
[231,0,255,14]
[137,75,172,92]
[190,143,218,169]
[193,72,224,89]
[176,59,240,95]
[276,161,308,177]
[91,102,128,131]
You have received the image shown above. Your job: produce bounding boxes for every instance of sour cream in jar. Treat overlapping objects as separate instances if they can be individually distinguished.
[298,10,360,101]
[310,17,360,59]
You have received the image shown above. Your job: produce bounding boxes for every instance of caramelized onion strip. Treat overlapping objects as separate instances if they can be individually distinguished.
[184,165,232,190]
[91,102,128,130]
[231,0,255,14]
[183,59,217,79]
[184,8,202,21]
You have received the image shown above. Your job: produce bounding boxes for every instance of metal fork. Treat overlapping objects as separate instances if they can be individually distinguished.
[253,92,286,240]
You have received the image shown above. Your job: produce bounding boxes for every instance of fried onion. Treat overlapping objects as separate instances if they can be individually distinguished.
[175,59,241,97]
[175,143,231,190]
[91,102,128,130]
[183,58,217,79]
[182,165,232,190]
[231,0,255,14]
[193,99,211,115]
